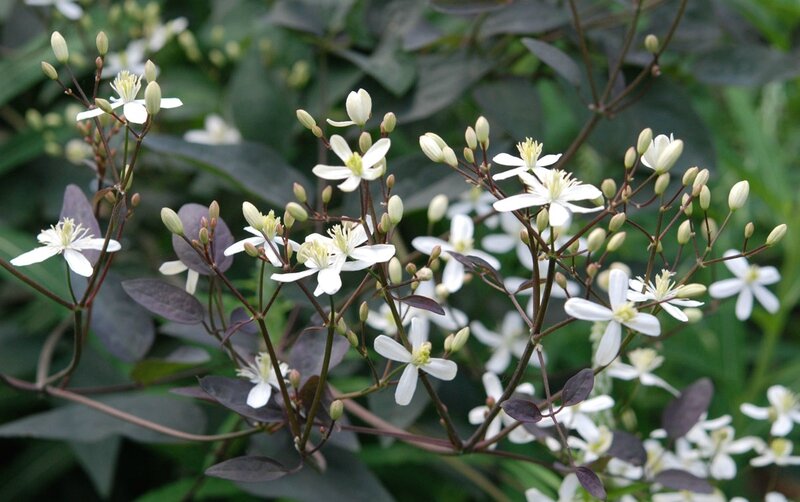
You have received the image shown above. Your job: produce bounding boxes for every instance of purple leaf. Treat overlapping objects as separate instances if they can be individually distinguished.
[172,203,234,275]
[501,398,542,423]
[92,273,155,362]
[205,455,289,482]
[608,431,647,466]
[661,378,713,439]
[290,328,349,385]
[654,469,714,494]
[60,184,101,264]
[562,368,594,406]
[398,295,445,316]
[575,467,606,500]
[122,278,205,324]
[447,251,502,283]
[199,376,285,423]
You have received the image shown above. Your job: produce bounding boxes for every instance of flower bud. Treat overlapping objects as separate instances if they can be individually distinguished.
[199,227,210,245]
[699,185,710,210]
[606,231,626,252]
[286,202,308,222]
[682,166,698,186]
[289,369,301,389]
[654,139,683,174]
[381,112,396,133]
[744,222,754,239]
[681,194,693,216]
[405,263,417,276]
[430,245,442,261]
[321,185,332,205]
[465,127,477,150]
[336,316,347,335]
[416,267,433,281]
[51,31,69,63]
[293,183,307,204]
[692,168,710,195]
[242,202,262,231]
[296,109,316,130]
[244,241,259,257]
[442,147,458,168]
[587,228,606,253]
[208,200,220,221]
[684,308,703,323]
[41,61,58,80]
[444,334,454,353]
[161,207,184,235]
[420,134,444,162]
[359,131,372,153]
[624,147,636,169]
[727,180,749,211]
[357,302,369,323]
[379,213,391,233]
[475,116,490,147]
[451,326,469,352]
[388,195,403,224]
[536,209,549,232]
[609,213,626,232]
[654,173,670,195]
[329,399,343,421]
[601,178,616,199]
[677,220,692,244]
[676,283,706,298]
[388,257,402,284]
[587,263,600,280]
[463,147,475,164]
[346,330,359,348]
[96,31,108,56]
[311,125,323,138]
[95,98,114,114]
[637,128,652,155]
[766,224,787,246]
[555,272,568,292]
[427,194,448,222]
[644,34,660,54]
[519,228,530,245]
[144,81,161,116]
[144,59,157,83]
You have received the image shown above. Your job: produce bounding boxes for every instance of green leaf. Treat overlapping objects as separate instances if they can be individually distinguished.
[70,437,121,498]
[522,37,582,86]
[334,42,416,96]
[134,477,243,502]
[472,77,542,137]
[0,127,71,176]
[480,0,568,38]
[691,45,800,86]
[430,0,513,15]
[0,36,49,107]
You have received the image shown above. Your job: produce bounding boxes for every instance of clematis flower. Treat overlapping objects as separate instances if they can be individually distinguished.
[708,250,780,320]
[76,70,183,124]
[312,135,390,192]
[492,137,561,181]
[607,347,678,395]
[317,221,395,269]
[184,114,242,145]
[10,217,121,277]
[493,170,603,227]
[627,269,704,322]
[411,214,501,293]
[366,303,412,336]
[693,424,760,480]
[567,421,613,463]
[271,239,348,296]
[159,259,199,295]
[471,312,538,374]
[640,133,683,174]
[750,438,800,467]
[564,269,660,366]
[524,474,580,502]
[448,187,499,228]
[373,318,457,406]
[25,0,82,20]
[225,210,292,267]
[468,372,535,447]
[236,352,288,408]
[740,385,800,437]
[326,88,372,127]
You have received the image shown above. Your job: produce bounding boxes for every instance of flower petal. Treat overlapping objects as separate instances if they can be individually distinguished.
[624,313,660,336]
[493,194,547,212]
[56,0,83,20]
[408,317,427,347]
[752,284,780,314]
[548,203,571,227]
[361,138,390,169]
[595,321,621,366]
[661,302,689,322]
[246,381,272,408]
[337,175,362,192]
[328,135,352,163]
[482,234,516,253]
[486,348,512,374]
[76,107,106,121]
[312,164,351,180]
[63,248,94,277]
[350,244,395,264]
[326,119,356,127]
[422,358,457,381]
[608,269,630,308]
[270,268,317,283]
[735,287,754,320]
[709,278,744,299]
[739,403,769,420]
[450,214,474,242]
[158,98,183,109]
[316,266,342,295]
[470,321,501,347]
[442,258,465,292]
[564,298,612,321]
[395,364,419,406]
[537,153,562,167]
[491,153,525,167]
[10,246,60,266]
[373,335,411,363]
[185,270,199,295]
[159,260,188,275]
[411,236,450,255]
[123,102,148,124]
[757,266,781,285]
[722,250,749,278]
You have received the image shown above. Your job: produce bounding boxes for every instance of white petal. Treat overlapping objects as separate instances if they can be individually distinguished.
[76,107,106,121]
[580,395,615,412]
[159,260,188,275]
[56,0,83,19]
[224,236,266,256]
[328,135,352,163]
[450,214,474,242]
[709,278,744,299]
[468,250,501,270]
[469,406,489,425]
[537,154,562,167]
[395,364,419,406]
[185,270,199,295]
[640,373,678,394]
[607,364,638,380]
[491,153,525,167]
[624,313,660,336]
[710,453,736,480]
[564,184,603,202]
[76,237,121,252]
[771,415,793,437]
[735,288,754,320]
[373,335,411,363]
[608,269,630,308]
[270,268,317,283]
[411,236,449,255]
[63,249,94,277]
[482,234,516,253]
[123,102,148,124]
[246,381,272,408]
[10,246,60,266]
[752,284,780,314]
[564,298,612,321]
[408,317,427,347]
[326,119,356,127]
[337,175,363,192]
[757,266,781,285]
[361,138,390,169]
[159,98,183,109]
[493,194,547,212]
[422,358,457,381]
[492,166,528,181]
[482,372,503,399]
[350,244,395,264]
[312,164,351,180]
[442,258,465,292]
[595,321,621,366]
[317,266,342,295]
[722,249,749,277]
[739,403,769,420]
[470,321,502,347]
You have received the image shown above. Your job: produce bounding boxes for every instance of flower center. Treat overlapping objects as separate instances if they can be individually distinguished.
[612,302,638,323]
[346,152,364,176]
[298,240,332,269]
[770,438,791,458]
[628,347,660,372]
[745,265,760,284]
[588,426,613,454]
[110,70,142,103]
[542,170,578,201]
[327,223,355,254]
[54,217,90,249]
[653,269,676,299]
[261,210,280,240]
[411,341,432,366]
[255,353,273,381]
[777,390,797,413]
[517,138,543,168]
[452,237,474,253]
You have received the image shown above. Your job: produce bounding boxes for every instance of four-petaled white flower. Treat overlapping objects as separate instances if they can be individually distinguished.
[327,88,372,127]
[411,214,501,293]
[184,114,242,145]
[373,318,458,406]
[492,138,561,181]
[236,352,288,408]
[607,347,678,395]
[750,438,800,467]
[312,135,390,192]
[708,250,780,320]
[159,259,199,295]
[471,312,537,374]
[567,421,613,463]
[448,187,499,228]
[25,0,82,20]
[627,269,703,322]
[740,385,800,437]
[76,70,183,124]
[320,221,396,268]
[524,474,580,502]
[565,269,661,366]
[683,418,760,480]
[225,210,294,267]
[468,372,535,447]
[493,170,603,227]
[270,238,346,296]
[11,217,121,277]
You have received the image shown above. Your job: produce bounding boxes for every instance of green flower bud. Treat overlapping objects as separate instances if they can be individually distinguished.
[442,147,458,168]
[536,209,549,231]
[654,173,670,195]
[388,195,403,224]
[144,59,157,83]
[161,207,184,235]
[699,185,710,210]
[359,302,369,322]
[329,400,344,421]
[684,308,703,323]
[388,257,402,284]
[692,169,710,196]
[519,228,530,245]
[289,369,301,389]
[676,283,706,298]
[293,183,307,204]
[637,128,652,155]
[416,267,433,281]
[311,125,323,138]
[430,245,442,261]
[359,131,372,154]
[677,220,692,244]
[727,180,749,211]
[381,112,396,134]
[296,109,316,130]
[624,147,636,169]
[700,218,717,242]
[475,116,490,147]
[346,330,359,348]
[379,213,391,233]
[286,202,308,222]
[444,334,454,353]
[682,194,693,216]
[144,81,161,116]
[51,31,69,64]
[244,241,259,257]
[198,226,210,245]
[95,98,114,114]
[321,186,332,205]
[420,134,445,163]
[451,326,469,352]
[463,147,475,164]
[41,61,58,80]
[208,200,220,221]
[96,31,109,56]
[427,194,448,223]
[744,222,754,239]
[242,202,263,231]
[601,178,616,199]
[609,213,626,232]
[766,223,787,246]
[644,34,660,54]
[654,139,683,174]
[465,126,477,150]
[606,231,626,252]
[682,166,698,186]
[587,228,607,253]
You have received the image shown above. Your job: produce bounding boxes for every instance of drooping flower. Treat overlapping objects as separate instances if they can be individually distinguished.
[627,269,704,322]
[159,259,199,295]
[411,214,501,293]
[492,138,561,181]
[471,312,537,374]
[564,269,661,366]
[25,0,82,20]
[326,88,372,127]
[236,352,288,408]
[468,372,535,447]
[740,385,800,437]
[708,250,780,320]
[312,135,390,192]
[607,347,678,395]
[750,438,800,467]
[11,217,121,277]
[76,70,183,124]
[493,170,603,227]
[373,318,457,406]
[184,114,242,145]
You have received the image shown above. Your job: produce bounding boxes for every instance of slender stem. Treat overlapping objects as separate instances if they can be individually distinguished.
[299,298,337,452]
[256,317,300,439]
[0,258,74,309]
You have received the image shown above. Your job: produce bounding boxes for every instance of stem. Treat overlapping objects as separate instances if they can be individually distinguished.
[299,297,336,452]
[0,258,74,309]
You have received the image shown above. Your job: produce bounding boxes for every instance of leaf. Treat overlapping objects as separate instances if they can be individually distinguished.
[206,456,289,483]
[171,203,234,276]
[70,437,120,499]
[0,394,207,443]
[145,135,310,207]
[447,251,502,283]
[575,467,606,500]
[198,376,285,424]
[0,127,72,176]
[661,378,713,439]
[522,38,582,87]
[691,45,800,86]
[561,368,594,406]
[397,295,445,316]
[654,469,714,494]
[289,328,350,385]
[501,398,542,423]
[334,39,416,96]
[0,36,50,107]
[430,0,513,15]
[607,431,647,466]
[472,78,542,138]
[91,273,156,362]
[266,0,325,35]
[480,0,568,37]
[122,278,205,324]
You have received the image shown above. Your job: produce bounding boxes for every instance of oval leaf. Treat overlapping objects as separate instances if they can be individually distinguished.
[522,37,582,87]
[199,376,285,424]
[575,467,606,500]
[608,430,647,466]
[398,295,445,316]
[122,278,205,324]
[447,251,502,282]
[171,203,234,276]
[654,469,714,494]
[206,456,288,483]
[501,398,542,424]
[561,368,594,406]
[661,378,713,439]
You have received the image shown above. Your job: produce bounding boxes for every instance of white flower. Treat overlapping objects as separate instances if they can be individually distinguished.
[448,187,499,228]
[652,490,725,502]
[493,170,603,227]
[740,385,800,437]
[567,422,613,463]
[492,138,561,181]
[468,372,535,447]
[159,259,199,295]
[76,70,183,124]
[184,114,242,145]
[751,438,800,467]
[627,269,703,322]
[145,17,188,52]
[373,318,457,406]
[708,250,780,320]
[366,303,412,336]
[319,221,395,268]
[640,133,683,174]
[270,238,346,296]
[471,312,537,374]
[236,352,288,408]
[684,418,760,479]
[25,0,82,20]
[538,394,614,433]
[524,473,580,502]
[103,40,148,78]
[564,269,661,366]
[411,214,501,293]
[225,211,293,267]
[326,88,372,127]
[607,347,677,395]
[312,135,390,192]
[10,217,121,277]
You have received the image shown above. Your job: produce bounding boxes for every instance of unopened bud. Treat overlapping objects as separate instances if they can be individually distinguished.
[555,272,568,292]
[587,263,600,279]
[131,193,141,207]
[682,166,698,186]
[95,98,114,114]
[444,334,454,353]
[609,213,626,232]
[311,125,323,138]
[296,109,315,130]
[346,330,359,348]
[681,194,693,216]
[677,220,692,244]
[435,284,449,300]
[336,316,347,335]
[442,147,458,168]
[463,147,475,164]
[536,209,549,231]
[388,257,402,284]
[676,283,706,298]
[644,34,660,54]
[95,31,109,56]
[329,400,344,421]
[692,169,710,195]
[144,81,161,115]
[405,263,417,276]
[699,185,710,210]
[51,31,69,63]
[727,180,749,211]
[161,207,184,235]
[744,222,754,239]
[199,227,210,245]
[684,308,703,323]
[654,173,670,195]
[283,210,295,229]
[289,369,301,389]
[41,61,58,80]
[420,134,444,162]
[601,178,616,199]
[430,245,442,261]
[427,194,448,222]
[144,59,157,83]
[293,183,307,204]
[766,224,787,246]
[606,231,626,252]
[519,228,530,245]
[587,228,607,253]
[359,131,372,153]
[416,267,433,282]
[451,326,469,352]
[286,202,308,222]
[624,147,636,169]
[242,202,262,231]
[381,112,396,133]
[208,200,220,221]
[386,174,395,190]
[243,241,259,257]
[321,185,332,205]
[700,218,718,242]
[637,128,652,155]
[465,127,477,150]
[379,213,391,233]
[475,116,490,147]
[654,139,683,174]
